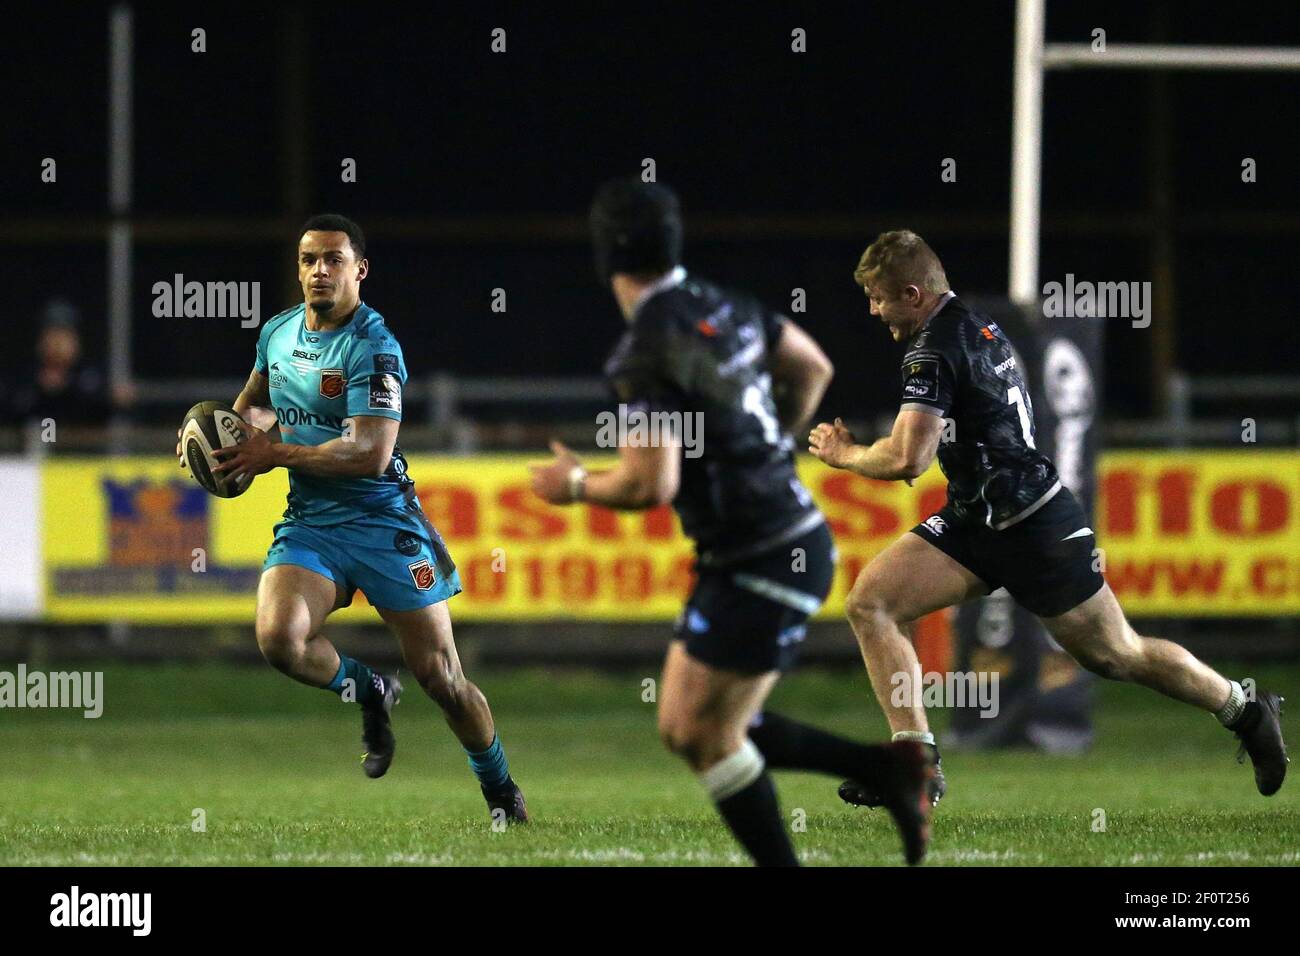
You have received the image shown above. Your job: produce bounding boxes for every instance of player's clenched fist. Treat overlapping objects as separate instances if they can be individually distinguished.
[530,440,584,504]
[808,417,856,469]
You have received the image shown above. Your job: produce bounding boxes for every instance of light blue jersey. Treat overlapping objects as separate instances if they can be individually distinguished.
[255,301,461,610]
[254,302,410,526]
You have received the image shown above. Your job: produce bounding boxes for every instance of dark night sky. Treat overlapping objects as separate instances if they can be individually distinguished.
[5,1,1300,422]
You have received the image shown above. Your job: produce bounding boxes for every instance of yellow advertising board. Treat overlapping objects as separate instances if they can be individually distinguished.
[1094,451,1300,615]
[40,451,1300,622]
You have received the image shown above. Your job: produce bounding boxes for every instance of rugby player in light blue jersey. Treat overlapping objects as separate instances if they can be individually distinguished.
[186,214,526,823]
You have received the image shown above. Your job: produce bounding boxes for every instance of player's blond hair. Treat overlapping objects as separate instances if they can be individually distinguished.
[853,230,949,297]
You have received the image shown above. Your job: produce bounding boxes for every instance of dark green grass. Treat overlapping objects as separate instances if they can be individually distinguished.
[1,661,1296,865]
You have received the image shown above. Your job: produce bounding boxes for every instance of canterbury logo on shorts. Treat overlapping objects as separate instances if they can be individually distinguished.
[923,515,948,536]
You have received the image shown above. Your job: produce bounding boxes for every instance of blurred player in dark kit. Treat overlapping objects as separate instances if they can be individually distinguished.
[531,180,935,866]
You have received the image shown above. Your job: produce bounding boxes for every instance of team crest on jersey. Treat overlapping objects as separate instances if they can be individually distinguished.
[923,515,947,536]
[407,559,436,590]
[319,369,345,399]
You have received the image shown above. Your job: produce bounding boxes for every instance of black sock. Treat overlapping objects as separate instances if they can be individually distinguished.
[749,710,892,780]
[714,773,799,867]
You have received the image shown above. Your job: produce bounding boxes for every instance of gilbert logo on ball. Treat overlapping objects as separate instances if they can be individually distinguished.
[179,400,253,498]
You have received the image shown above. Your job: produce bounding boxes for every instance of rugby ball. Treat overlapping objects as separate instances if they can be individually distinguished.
[180,401,252,498]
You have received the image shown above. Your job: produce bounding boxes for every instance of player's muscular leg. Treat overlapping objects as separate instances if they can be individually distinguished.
[255,565,349,686]
[380,601,496,751]
[1041,584,1231,711]
[657,641,778,772]
[846,533,988,734]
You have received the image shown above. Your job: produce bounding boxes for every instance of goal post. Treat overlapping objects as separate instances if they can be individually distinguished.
[1009,0,1300,307]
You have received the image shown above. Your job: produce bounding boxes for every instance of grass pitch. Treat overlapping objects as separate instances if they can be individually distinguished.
[1,660,1296,866]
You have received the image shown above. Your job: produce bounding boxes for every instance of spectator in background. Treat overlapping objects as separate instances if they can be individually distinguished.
[7,298,134,427]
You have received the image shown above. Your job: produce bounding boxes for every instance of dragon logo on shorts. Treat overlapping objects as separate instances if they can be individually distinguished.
[923,515,947,536]
[407,559,435,590]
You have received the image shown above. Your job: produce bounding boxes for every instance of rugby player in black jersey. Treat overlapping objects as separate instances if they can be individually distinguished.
[531,180,936,866]
[809,229,1286,809]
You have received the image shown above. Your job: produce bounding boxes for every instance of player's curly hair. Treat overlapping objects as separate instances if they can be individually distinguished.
[300,213,366,259]
[853,229,948,297]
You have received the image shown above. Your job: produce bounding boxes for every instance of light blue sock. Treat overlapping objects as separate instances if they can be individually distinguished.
[465,734,510,791]
[325,655,382,707]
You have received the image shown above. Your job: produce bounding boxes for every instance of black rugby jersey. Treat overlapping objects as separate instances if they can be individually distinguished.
[900,294,1061,529]
[603,271,823,566]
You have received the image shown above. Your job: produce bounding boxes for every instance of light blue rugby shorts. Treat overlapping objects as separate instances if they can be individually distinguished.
[263,503,462,611]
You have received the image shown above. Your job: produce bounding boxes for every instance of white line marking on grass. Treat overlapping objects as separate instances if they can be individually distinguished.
[385,852,455,865]
[927,848,1027,863]
[30,845,1299,867]
[1187,850,1253,863]
[1183,850,1300,864]
[270,851,366,864]
[520,847,831,865]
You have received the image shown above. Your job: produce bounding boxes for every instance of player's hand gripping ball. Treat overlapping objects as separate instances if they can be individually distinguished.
[178,401,254,498]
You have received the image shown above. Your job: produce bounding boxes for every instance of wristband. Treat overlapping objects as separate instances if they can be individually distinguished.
[567,465,587,502]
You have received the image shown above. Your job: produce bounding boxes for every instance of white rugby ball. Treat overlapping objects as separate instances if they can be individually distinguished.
[180,400,253,498]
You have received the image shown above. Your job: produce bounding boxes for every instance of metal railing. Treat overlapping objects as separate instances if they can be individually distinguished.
[7,371,1300,456]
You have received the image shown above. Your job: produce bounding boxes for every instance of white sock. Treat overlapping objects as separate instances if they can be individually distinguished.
[1216,680,1247,727]
[699,740,765,801]
[892,730,936,747]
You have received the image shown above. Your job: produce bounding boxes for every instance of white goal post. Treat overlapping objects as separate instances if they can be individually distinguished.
[1009,0,1300,306]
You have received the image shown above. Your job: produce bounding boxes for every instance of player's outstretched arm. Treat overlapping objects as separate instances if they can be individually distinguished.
[768,319,834,434]
[530,440,679,511]
[808,409,943,482]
